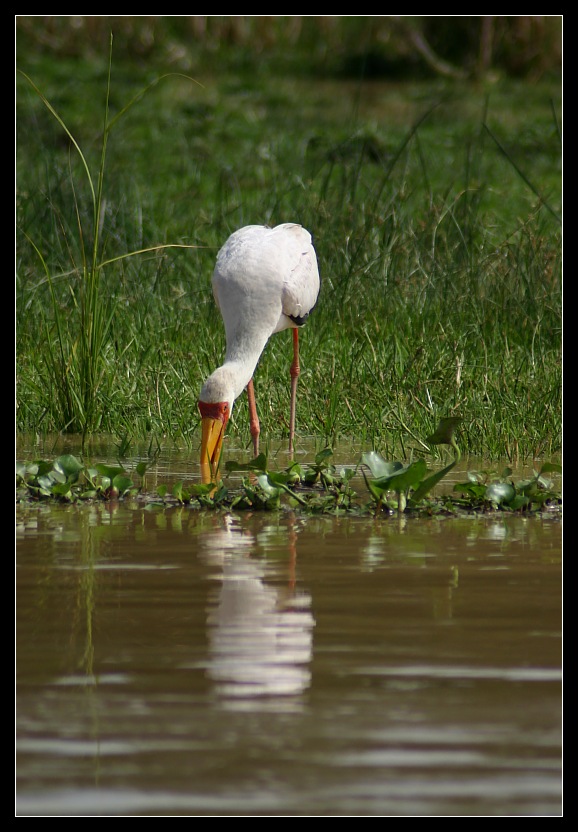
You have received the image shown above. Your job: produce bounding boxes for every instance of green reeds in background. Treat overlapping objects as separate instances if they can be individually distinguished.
[18,38,200,445]
[19,52,116,441]
[16,18,561,462]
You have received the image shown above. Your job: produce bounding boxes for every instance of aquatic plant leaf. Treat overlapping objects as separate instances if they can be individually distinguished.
[189,482,216,496]
[508,494,530,510]
[51,481,72,497]
[485,482,516,505]
[194,481,227,507]
[34,460,53,477]
[172,480,197,503]
[267,471,292,487]
[112,474,134,494]
[34,473,51,489]
[17,461,37,479]
[248,453,269,471]
[266,471,308,505]
[362,469,385,501]
[286,462,304,483]
[95,463,125,480]
[411,460,457,503]
[54,454,84,480]
[225,453,268,473]
[539,462,562,475]
[256,474,282,497]
[314,448,334,466]
[426,416,463,445]
[336,467,356,485]
[361,451,403,479]
[453,481,486,499]
[371,458,428,493]
[517,477,540,496]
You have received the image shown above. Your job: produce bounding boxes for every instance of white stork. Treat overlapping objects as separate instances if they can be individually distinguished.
[198,223,320,482]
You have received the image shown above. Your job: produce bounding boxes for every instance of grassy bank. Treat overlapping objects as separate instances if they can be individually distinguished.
[16,38,561,463]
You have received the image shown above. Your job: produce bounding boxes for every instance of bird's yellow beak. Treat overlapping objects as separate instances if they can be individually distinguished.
[199,401,230,484]
[200,417,225,483]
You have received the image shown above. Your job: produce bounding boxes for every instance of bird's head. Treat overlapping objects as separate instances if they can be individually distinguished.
[198,399,230,483]
[198,365,246,482]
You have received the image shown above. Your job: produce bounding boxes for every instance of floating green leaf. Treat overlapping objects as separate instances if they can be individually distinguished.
[370,458,428,493]
[54,454,85,480]
[172,480,191,504]
[51,481,72,497]
[112,474,134,495]
[225,453,268,473]
[485,482,516,505]
[361,451,403,479]
[95,463,126,480]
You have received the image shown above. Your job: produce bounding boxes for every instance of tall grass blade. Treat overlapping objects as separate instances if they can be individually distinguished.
[483,122,561,223]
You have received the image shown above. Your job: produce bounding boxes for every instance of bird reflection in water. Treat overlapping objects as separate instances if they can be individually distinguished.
[202,515,315,699]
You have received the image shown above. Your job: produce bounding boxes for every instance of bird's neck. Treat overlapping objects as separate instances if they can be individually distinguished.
[223,327,273,396]
[222,356,259,400]
[200,321,274,406]
[199,355,259,407]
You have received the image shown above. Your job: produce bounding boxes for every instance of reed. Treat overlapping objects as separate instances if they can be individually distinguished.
[17,40,201,447]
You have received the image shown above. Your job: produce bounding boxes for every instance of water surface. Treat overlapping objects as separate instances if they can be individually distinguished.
[16,494,562,816]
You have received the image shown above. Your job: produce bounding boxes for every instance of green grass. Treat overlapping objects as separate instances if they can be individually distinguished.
[16,45,561,463]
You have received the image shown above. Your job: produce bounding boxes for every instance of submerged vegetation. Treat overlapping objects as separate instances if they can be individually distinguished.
[16,18,561,464]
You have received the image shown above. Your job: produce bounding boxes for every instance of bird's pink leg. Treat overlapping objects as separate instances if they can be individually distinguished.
[289,328,300,456]
[246,378,260,457]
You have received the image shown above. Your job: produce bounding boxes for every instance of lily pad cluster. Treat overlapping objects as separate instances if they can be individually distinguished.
[17,448,561,516]
[16,455,138,502]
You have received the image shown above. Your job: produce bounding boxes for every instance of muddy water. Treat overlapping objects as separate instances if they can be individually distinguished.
[16,489,562,816]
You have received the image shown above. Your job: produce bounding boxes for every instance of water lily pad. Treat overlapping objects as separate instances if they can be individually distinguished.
[361,451,404,479]
[485,482,516,505]
[54,454,84,480]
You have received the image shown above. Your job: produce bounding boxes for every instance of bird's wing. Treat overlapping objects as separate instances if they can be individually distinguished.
[278,225,320,324]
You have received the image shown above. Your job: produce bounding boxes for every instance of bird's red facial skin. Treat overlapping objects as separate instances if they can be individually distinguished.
[198,400,230,423]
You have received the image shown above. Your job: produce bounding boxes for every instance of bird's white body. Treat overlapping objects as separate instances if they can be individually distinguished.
[199,223,320,411]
